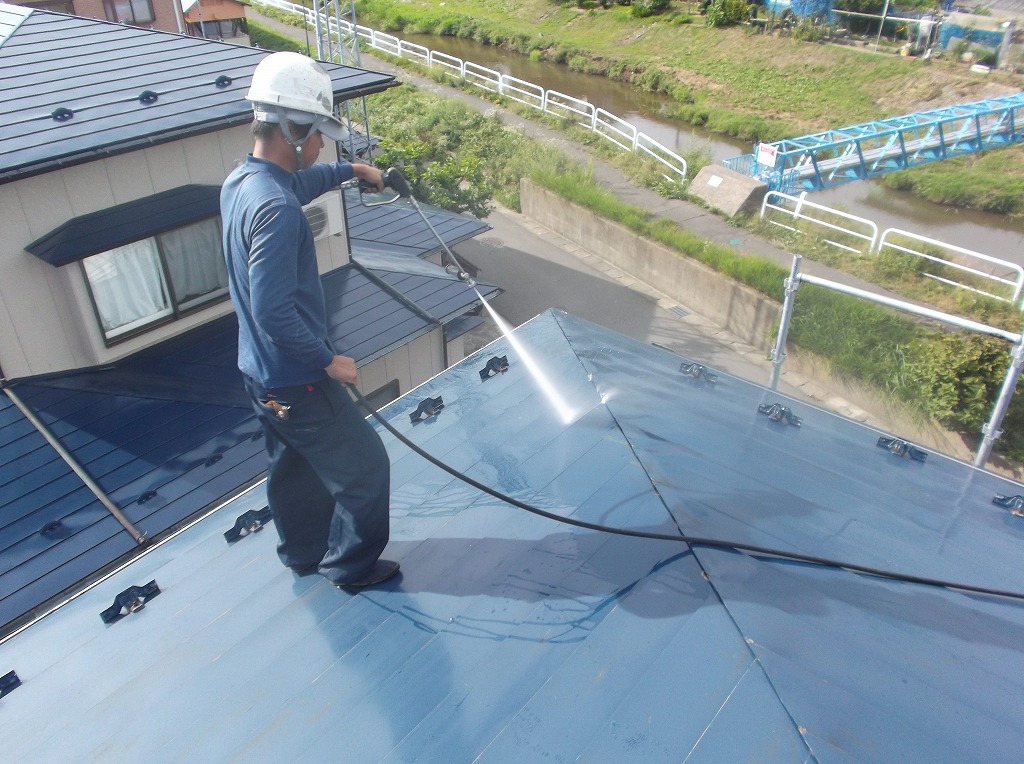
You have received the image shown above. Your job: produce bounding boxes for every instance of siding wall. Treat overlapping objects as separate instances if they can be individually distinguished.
[357,327,446,403]
[0,128,352,379]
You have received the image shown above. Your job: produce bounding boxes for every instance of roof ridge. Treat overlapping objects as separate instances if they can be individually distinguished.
[0,2,32,47]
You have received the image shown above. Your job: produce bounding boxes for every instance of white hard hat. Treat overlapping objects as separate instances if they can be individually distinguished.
[246,52,347,141]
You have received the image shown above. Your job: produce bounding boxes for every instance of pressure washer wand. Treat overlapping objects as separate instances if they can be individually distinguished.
[383,167,478,287]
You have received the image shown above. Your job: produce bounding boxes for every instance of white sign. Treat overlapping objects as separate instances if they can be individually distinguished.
[756,142,778,168]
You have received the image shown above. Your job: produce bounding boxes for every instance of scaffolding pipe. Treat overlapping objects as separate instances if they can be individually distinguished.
[779,266,1023,468]
[798,273,1022,343]
[312,1,324,60]
[976,339,1024,467]
[769,255,802,390]
[1,383,147,544]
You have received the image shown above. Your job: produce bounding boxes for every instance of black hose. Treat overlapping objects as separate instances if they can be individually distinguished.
[347,384,1024,602]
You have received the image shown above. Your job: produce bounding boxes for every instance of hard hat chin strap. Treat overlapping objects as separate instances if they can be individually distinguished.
[260,105,313,164]
[277,109,306,157]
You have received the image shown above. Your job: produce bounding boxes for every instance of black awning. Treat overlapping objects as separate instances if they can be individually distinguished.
[25,184,222,266]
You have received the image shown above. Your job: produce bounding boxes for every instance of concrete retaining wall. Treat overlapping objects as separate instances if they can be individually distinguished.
[517,178,1013,473]
[520,178,781,353]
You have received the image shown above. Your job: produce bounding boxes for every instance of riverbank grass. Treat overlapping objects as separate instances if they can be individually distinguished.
[350,0,1024,214]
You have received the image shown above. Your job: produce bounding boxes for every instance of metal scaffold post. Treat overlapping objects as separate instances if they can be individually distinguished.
[769,255,801,390]
[976,338,1024,468]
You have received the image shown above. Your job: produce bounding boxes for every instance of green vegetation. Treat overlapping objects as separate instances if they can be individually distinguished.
[348,0,1023,213]
[367,91,578,213]
[882,149,1024,216]
[248,18,306,53]
[704,0,750,27]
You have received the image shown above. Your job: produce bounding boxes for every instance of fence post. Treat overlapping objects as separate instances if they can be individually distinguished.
[769,255,802,390]
[794,191,807,218]
[975,337,1024,468]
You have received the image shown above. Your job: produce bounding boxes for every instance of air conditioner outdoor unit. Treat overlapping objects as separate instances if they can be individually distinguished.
[303,190,344,241]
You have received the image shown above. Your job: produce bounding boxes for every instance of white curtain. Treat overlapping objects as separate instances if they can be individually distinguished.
[159,218,228,311]
[83,240,172,339]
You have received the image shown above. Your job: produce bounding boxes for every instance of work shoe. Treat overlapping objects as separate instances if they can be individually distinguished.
[331,559,400,589]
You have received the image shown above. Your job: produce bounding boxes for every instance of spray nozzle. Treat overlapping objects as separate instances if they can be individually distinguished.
[384,167,413,198]
[444,263,476,286]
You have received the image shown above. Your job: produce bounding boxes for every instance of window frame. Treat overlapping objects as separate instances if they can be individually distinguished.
[103,0,155,24]
[80,216,229,347]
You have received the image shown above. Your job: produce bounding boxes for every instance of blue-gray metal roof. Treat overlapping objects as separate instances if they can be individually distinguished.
[344,189,491,258]
[0,318,264,634]
[0,3,396,182]
[2,310,1020,761]
[325,263,499,365]
[0,265,495,633]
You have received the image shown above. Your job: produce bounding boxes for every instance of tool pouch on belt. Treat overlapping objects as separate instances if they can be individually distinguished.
[261,397,292,421]
[251,380,337,436]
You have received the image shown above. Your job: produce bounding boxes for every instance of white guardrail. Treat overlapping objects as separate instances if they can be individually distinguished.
[255,0,687,183]
[761,190,878,255]
[761,190,1024,309]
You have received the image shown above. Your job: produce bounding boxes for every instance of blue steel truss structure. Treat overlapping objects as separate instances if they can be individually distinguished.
[723,93,1024,193]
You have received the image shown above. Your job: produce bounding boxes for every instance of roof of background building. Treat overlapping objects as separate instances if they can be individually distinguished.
[2,310,1021,761]
[344,188,491,259]
[0,3,396,182]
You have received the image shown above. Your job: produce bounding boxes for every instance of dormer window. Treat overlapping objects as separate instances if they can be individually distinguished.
[82,218,227,343]
[26,185,228,346]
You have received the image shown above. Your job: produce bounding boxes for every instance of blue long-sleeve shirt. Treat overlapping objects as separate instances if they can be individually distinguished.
[221,155,354,388]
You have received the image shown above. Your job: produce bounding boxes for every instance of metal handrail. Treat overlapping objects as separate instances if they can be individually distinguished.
[761,191,877,255]
[769,256,1024,468]
[255,0,687,182]
[876,228,1024,309]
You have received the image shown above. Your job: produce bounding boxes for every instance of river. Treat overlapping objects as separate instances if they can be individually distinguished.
[405,33,1024,264]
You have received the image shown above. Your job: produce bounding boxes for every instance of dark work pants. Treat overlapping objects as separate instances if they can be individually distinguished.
[243,375,391,583]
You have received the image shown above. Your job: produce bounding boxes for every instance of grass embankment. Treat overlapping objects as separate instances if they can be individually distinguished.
[248,18,307,53]
[351,0,1024,214]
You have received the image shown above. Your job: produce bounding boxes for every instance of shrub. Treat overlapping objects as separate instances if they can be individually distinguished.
[632,0,671,17]
[705,0,749,26]
[894,333,1009,428]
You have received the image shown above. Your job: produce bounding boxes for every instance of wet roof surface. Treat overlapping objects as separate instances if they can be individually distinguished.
[0,4,396,181]
[3,310,1021,762]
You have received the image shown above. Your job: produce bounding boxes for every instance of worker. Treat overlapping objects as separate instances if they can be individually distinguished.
[220,51,399,588]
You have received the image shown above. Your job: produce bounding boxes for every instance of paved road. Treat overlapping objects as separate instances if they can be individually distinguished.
[456,206,799,393]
